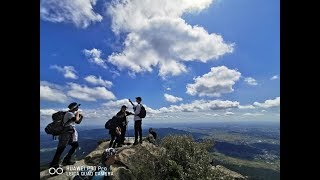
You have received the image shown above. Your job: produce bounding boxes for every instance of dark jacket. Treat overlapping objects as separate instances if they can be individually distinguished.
[150,131,157,140]
[116,110,133,127]
[108,116,122,135]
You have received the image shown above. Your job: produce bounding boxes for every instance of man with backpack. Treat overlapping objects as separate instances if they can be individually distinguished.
[50,102,83,168]
[116,105,134,146]
[106,116,122,148]
[129,97,146,145]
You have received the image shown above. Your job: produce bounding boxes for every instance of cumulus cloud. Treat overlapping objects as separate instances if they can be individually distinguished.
[102,99,239,116]
[103,99,133,109]
[224,111,234,116]
[106,0,234,78]
[40,109,57,116]
[253,97,280,108]
[84,75,113,88]
[40,81,68,103]
[67,83,116,101]
[239,105,255,109]
[186,66,241,97]
[40,0,103,28]
[270,75,279,80]
[164,93,183,103]
[156,99,239,113]
[50,65,78,79]
[83,48,108,69]
[166,87,171,91]
[242,113,264,116]
[244,77,258,86]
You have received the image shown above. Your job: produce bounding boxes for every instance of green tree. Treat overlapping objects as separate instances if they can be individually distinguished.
[129,135,226,180]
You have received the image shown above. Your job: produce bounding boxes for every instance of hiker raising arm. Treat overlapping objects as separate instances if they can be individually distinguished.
[128,99,134,107]
[130,97,143,145]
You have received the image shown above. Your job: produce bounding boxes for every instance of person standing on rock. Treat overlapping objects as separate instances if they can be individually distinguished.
[129,97,144,145]
[50,102,83,168]
[108,116,122,148]
[116,105,134,146]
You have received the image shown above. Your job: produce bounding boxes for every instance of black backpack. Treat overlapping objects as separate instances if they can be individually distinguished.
[45,111,67,136]
[138,105,146,118]
[105,116,119,129]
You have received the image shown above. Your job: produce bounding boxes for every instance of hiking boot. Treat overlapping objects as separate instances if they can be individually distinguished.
[133,141,138,145]
[62,160,76,166]
[116,144,123,147]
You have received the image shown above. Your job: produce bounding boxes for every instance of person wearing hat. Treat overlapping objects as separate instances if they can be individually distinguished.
[50,102,83,168]
[97,148,118,179]
[74,148,117,180]
[129,97,143,145]
[116,105,134,146]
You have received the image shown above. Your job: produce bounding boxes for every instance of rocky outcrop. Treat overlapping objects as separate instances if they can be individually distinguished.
[40,137,247,180]
[40,138,136,180]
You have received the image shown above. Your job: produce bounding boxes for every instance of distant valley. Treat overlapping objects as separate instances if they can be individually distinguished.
[40,121,279,180]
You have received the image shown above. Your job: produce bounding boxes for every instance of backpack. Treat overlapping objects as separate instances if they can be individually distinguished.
[138,105,146,118]
[105,116,119,130]
[45,111,67,136]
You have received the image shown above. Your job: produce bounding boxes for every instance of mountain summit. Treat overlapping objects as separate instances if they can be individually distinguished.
[40,136,247,180]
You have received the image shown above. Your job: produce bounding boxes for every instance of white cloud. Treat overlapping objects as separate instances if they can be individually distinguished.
[244,77,258,86]
[166,87,171,91]
[40,81,68,103]
[243,113,264,116]
[40,109,57,116]
[67,83,116,101]
[239,105,255,109]
[103,99,133,109]
[84,75,113,88]
[164,93,183,103]
[40,0,103,28]
[261,110,267,112]
[110,68,121,78]
[186,66,241,97]
[224,111,234,116]
[157,99,239,113]
[103,99,239,115]
[50,65,78,79]
[106,0,234,78]
[83,48,108,69]
[254,97,280,108]
[205,113,220,117]
[270,75,279,80]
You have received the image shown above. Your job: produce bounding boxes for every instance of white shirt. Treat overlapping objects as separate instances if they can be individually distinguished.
[63,112,76,127]
[63,111,78,142]
[133,104,142,121]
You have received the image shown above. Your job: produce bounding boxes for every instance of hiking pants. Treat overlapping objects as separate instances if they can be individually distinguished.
[50,141,79,167]
[134,120,142,142]
[109,133,120,148]
[120,125,126,144]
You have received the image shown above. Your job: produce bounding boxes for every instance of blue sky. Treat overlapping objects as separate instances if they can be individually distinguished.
[40,0,279,127]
